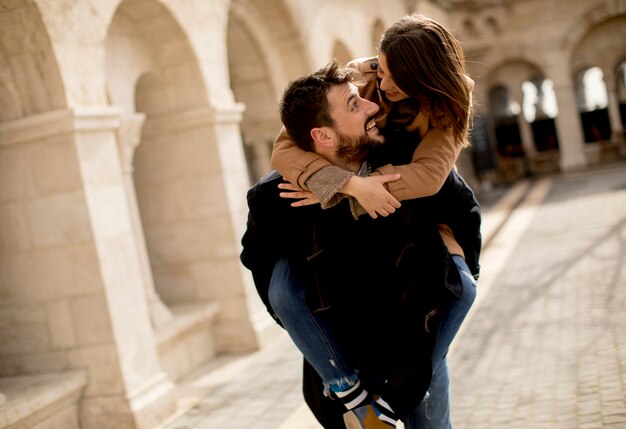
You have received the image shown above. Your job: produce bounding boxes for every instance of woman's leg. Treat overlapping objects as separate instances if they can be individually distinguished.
[404,255,477,429]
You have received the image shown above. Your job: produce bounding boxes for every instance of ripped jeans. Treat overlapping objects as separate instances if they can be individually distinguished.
[268,257,358,392]
[268,255,476,427]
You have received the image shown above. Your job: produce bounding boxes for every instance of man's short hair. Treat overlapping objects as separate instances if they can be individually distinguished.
[279,61,360,152]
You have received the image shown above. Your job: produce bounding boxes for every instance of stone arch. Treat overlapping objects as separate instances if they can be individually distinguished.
[0,51,22,121]
[227,0,311,183]
[104,0,259,368]
[486,59,546,108]
[570,14,626,147]
[485,59,559,177]
[570,15,626,76]
[561,0,626,54]
[0,1,66,121]
[0,0,86,383]
[107,0,208,115]
[106,0,211,308]
[332,40,354,65]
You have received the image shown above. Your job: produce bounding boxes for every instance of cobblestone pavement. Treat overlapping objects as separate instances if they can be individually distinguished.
[163,162,626,429]
[162,335,304,429]
[449,164,626,429]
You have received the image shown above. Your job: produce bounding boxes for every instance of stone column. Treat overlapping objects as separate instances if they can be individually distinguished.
[602,67,625,143]
[212,103,252,241]
[511,86,536,174]
[548,67,587,171]
[211,103,260,352]
[137,104,259,354]
[71,107,175,429]
[116,113,173,329]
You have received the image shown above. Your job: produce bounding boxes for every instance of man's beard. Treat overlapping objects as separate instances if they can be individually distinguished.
[335,131,384,166]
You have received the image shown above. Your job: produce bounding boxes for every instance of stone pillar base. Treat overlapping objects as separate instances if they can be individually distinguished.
[80,373,175,429]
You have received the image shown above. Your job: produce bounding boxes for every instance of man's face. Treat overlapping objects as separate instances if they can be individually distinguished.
[327,83,384,163]
[334,128,383,165]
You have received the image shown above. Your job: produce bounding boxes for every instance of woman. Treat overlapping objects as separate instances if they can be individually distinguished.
[270,14,478,429]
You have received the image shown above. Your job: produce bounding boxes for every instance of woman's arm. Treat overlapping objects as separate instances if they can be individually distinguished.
[272,125,400,212]
[273,123,460,217]
[271,57,384,202]
[271,127,332,190]
[342,126,461,218]
[368,76,472,202]
[272,124,460,215]
[373,127,461,201]
[271,57,462,214]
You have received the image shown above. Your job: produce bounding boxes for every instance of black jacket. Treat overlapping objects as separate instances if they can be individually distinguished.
[240,167,481,423]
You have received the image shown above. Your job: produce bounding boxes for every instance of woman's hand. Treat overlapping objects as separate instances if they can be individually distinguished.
[278,182,320,206]
[341,174,401,219]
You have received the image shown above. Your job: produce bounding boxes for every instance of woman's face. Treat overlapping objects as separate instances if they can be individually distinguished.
[377,52,409,102]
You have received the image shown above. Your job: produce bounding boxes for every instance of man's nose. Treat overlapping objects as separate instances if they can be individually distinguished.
[365,99,379,116]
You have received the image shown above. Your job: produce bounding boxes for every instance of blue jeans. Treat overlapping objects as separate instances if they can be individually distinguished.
[268,257,358,392]
[404,255,477,429]
[268,254,476,424]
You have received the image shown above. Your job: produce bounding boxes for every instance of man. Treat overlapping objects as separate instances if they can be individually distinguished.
[241,62,480,428]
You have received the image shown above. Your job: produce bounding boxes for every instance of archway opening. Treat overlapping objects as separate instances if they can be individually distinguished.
[490,85,523,158]
[227,10,281,183]
[576,66,611,143]
[107,0,218,315]
[521,77,559,152]
[227,0,310,184]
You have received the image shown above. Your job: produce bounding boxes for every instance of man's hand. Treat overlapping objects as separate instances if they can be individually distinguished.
[341,174,401,218]
[278,182,320,206]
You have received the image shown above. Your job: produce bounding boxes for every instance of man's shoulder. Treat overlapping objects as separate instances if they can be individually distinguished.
[246,170,323,219]
[246,171,286,210]
[254,170,282,186]
[248,170,282,195]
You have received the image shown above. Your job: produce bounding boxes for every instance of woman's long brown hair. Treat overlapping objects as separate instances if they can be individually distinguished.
[379,14,473,147]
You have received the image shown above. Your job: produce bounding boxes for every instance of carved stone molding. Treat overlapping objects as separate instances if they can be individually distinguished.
[116,113,147,174]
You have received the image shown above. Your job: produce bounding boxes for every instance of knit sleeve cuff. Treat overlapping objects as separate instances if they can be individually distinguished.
[305,166,355,208]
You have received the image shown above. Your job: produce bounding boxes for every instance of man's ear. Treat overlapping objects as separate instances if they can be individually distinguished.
[310,127,335,149]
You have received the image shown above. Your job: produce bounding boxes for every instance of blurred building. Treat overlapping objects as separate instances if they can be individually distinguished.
[0,0,624,428]
[443,0,626,185]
